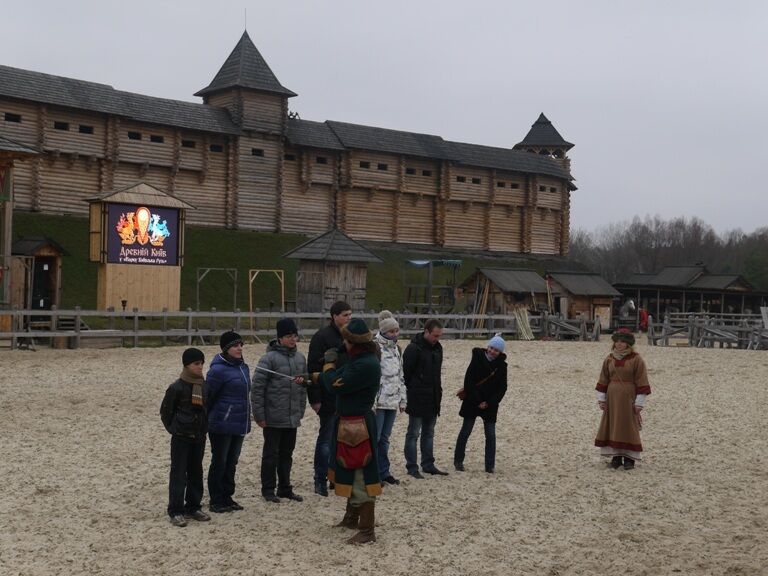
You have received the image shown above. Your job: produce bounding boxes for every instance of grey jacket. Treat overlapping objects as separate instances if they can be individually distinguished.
[251,340,308,428]
[373,332,407,410]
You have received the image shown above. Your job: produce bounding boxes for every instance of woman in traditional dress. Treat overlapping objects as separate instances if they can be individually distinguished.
[594,329,651,470]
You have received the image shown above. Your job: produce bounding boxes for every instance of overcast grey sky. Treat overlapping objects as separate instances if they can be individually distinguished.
[5,0,768,235]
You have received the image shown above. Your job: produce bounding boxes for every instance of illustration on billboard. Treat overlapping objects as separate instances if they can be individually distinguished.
[107,203,179,265]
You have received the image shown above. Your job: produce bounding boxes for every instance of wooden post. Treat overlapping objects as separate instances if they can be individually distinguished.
[133,307,139,348]
[50,304,58,331]
[107,306,115,330]
[186,307,193,345]
[74,306,82,349]
[161,307,168,346]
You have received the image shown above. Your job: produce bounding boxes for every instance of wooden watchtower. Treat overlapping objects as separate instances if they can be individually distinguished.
[87,182,193,311]
[283,228,382,312]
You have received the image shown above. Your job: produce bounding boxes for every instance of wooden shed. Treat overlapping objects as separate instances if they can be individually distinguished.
[546,271,620,328]
[460,268,549,314]
[283,228,382,312]
[9,236,67,312]
[87,182,193,311]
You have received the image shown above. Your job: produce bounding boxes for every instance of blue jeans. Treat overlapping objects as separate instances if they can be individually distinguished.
[207,433,244,506]
[454,417,496,471]
[375,409,398,480]
[313,411,334,483]
[404,414,437,473]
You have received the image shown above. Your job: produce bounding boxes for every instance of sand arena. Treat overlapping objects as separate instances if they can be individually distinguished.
[1,339,766,575]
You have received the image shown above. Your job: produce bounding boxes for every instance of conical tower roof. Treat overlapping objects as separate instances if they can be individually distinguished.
[195,31,296,98]
[515,113,573,150]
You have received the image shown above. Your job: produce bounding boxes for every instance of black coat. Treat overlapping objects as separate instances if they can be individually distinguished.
[160,378,208,442]
[459,348,508,422]
[307,322,348,414]
[403,332,443,417]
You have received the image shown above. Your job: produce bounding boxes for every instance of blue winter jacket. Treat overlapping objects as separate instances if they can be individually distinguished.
[205,353,252,436]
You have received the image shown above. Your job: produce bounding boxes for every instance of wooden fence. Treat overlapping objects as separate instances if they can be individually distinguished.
[647,309,768,349]
[0,307,601,350]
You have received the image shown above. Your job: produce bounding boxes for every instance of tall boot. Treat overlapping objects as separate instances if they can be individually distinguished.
[334,501,359,529]
[347,500,376,544]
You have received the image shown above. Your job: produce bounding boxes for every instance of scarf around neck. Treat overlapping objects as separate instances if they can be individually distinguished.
[180,367,204,406]
[611,347,632,362]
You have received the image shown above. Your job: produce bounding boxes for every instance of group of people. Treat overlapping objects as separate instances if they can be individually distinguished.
[160,303,651,543]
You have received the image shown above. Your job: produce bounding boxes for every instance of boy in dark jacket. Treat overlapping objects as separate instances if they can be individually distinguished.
[160,348,211,527]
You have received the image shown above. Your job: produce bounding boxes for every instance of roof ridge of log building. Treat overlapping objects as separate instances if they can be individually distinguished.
[0,31,577,256]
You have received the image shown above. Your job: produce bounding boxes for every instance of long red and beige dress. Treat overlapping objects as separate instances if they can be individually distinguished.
[594,351,651,461]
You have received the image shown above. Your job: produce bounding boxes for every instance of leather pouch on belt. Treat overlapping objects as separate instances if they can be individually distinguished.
[336,416,372,469]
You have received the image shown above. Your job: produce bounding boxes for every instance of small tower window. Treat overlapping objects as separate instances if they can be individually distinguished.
[150,135,164,143]
[539,185,546,192]
[405,167,416,175]
[209,143,224,153]
[510,183,520,189]
[359,161,370,169]
[181,140,196,148]
[4,112,21,123]
[377,163,388,171]
[472,177,481,185]
[422,170,432,177]
[497,181,506,188]
[251,148,264,157]
[128,131,142,140]
[79,125,94,134]
[549,187,557,193]
[284,153,296,161]
[316,156,328,164]
[54,121,69,131]
[456,176,466,183]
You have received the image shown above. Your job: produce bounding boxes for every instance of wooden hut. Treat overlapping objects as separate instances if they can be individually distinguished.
[546,271,620,329]
[459,268,549,314]
[1,135,38,331]
[283,228,382,312]
[8,236,67,314]
[87,182,193,311]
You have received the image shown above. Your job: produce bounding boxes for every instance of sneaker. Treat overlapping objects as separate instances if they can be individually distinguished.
[382,475,400,485]
[226,500,244,511]
[209,503,232,513]
[407,470,425,479]
[454,462,465,472]
[423,467,449,476]
[169,514,187,527]
[623,458,635,470]
[610,456,622,469]
[185,510,211,522]
[277,491,304,502]
[263,493,281,503]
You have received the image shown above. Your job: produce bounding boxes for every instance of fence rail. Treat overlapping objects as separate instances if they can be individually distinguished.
[0,307,601,349]
[647,310,768,350]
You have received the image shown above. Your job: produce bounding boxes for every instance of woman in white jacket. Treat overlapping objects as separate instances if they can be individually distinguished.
[374,310,407,486]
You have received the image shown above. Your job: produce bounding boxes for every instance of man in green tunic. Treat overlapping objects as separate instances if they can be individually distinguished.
[314,317,382,544]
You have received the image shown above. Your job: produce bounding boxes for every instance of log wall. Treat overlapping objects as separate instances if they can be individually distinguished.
[280,148,333,234]
[97,263,181,311]
[236,134,280,231]
[240,92,285,133]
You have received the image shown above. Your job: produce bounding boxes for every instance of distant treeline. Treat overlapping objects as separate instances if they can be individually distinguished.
[569,216,768,291]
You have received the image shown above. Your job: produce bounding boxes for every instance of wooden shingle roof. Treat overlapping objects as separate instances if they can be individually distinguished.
[515,113,574,150]
[687,275,753,291]
[283,229,382,263]
[286,119,344,151]
[195,32,296,98]
[548,271,620,296]
[461,268,548,293]
[12,236,68,256]
[0,65,240,135]
[0,135,38,155]
[86,182,195,210]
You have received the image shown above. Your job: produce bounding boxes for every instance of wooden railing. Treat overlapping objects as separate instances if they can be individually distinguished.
[647,310,767,349]
[0,307,601,349]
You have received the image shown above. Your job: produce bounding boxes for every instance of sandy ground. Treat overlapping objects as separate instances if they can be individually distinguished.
[0,338,766,576]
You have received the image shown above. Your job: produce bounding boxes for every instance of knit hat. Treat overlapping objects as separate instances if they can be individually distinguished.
[182,347,205,366]
[220,330,243,351]
[378,310,399,333]
[341,317,373,344]
[276,317,298,338]
[612,328,635,346]
[487,333,505,353]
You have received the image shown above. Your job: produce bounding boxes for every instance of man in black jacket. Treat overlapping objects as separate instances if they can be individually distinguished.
[403,319,448,478]
[307,301,352,496]
[160,348,211,527]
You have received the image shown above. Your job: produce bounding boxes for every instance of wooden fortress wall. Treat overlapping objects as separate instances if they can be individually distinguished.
[1,96,569,256]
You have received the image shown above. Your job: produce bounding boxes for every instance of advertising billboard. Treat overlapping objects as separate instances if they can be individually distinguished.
[107,203,179,266]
